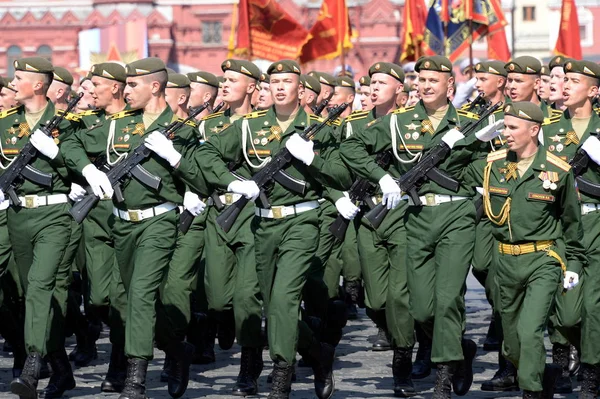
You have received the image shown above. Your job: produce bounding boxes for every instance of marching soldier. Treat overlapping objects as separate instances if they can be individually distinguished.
[0,76,18,112]
[308,71,336,115]
[299,74,321,114]
[256,72,274,110]
[47,67,73,111]
[165,71,191,119]
[187,71,219,120]
[538,65,551,103]
[548,55,568,112]
[329,76,355,119]
[4,57,81,399]
[358,75,373,111]
[76,73,95,113]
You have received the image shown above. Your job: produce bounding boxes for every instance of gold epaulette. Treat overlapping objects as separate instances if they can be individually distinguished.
[345,110,369,122]
[487,148,507,163]
[457,109,480,120]
[111,109,139,120]
[201,111,225,121]
[551,109,564,117]
[309,114,325,123]
[63,112,81,122]
[542,115,562,126]
[392,105,415,115]
[547,151,571,172]
[77,110,98,117]
[244,110,268,119]
[177,118,197,128]
[331,117,342,126]
[0,106,19,119]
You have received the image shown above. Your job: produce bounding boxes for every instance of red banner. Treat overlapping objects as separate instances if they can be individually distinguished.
[235,0,309,61]
[554,0,582,59]
[399,0,428,62]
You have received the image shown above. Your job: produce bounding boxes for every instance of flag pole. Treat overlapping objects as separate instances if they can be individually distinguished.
[468,18,473,73]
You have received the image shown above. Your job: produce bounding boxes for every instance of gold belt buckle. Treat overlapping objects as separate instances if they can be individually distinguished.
[225,193,233,205]
[511,244,521,256]
[425,193,436,206]
[127,210,141,222]
[24,195,38,209]
[271,206,284,219]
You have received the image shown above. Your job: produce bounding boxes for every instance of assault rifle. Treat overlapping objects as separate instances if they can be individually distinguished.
[569,144,600,197]
[69,102,209,223]
[215,103,349,233]
[0,93,82,206]
[364,101,503,229]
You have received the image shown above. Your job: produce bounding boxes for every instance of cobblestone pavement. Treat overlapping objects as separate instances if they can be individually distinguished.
[0,273,580,398]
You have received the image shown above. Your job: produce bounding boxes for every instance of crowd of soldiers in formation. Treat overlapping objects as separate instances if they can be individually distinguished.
[0,51,599,399]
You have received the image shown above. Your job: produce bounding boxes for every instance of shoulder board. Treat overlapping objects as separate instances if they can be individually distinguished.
[177,118,197,128]
[392,105,415,115]
[345,111,369,122]
[542,115,562,126]
[331,118,342,126]
[0,106,19,119]
[309,114,325,123]
[457,109,479,120]
[487,148,507,163]
[547,151,571,172]
[63,112,81,122]
[201,111,225,121]
[110,109,139,120]
[365,117,382,128]
[551,109,563,117]
[77,110,98,117]
[244,110,268,119]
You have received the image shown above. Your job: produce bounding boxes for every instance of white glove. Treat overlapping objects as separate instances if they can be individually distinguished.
[227,180,260,201]
[441,128,465,149]
[0,189,4,202]
[30,129,59,160]
[335,195,359,220]
[68,183,87,202]
[183,191,206,216]
[582,136,600,165]
[0,189,8,210]
[144,131,182,167]
[285,133,315,165]
[82,164,114,199]
[475,119,505,142]
[563,271,579,291]
[379,174,402,210]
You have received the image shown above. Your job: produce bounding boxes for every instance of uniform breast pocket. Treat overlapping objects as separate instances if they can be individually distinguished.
[487,186,510,210]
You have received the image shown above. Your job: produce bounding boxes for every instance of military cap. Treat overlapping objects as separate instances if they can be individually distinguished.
[358,75,370,86]
[475,60,507,77]
[221,59,261,80]
[415,56,453,73]
[335,76,356,91]
[549,55,569,71]
[167,71,191,88]
[13,57,54,75]
[564,59,600,80]
[0,77,14,92]
[90,62,127,83]
[259,73,270,84]
[267,60,302,76]
[187,71,219,88]
[505,56,541,75]
[503,101,544,124]
[403,84,411,94]
[125,57,167,77]
[368,62,405,82]
[300,74,321,95]
[217,76,224,88]
[52,67,73,86]
[308,71,336,87]
[540,65,550,76]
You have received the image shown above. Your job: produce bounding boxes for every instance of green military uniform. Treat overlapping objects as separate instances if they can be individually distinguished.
[197,61,351,370]
[341,56,480,366]
[462,102,586,392]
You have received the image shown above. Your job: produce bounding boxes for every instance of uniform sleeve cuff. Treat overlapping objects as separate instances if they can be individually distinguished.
[370,168,388,184]
[567,261,582,275]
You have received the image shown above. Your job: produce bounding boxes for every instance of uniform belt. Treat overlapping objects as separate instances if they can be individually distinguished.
[255,200,320,219]
[220,193,242,206]
[318,198,326,204]
[401,193,469,207]
[498,240,554,256]
[581,203,600,215]
[113,202,177,222]
[12,194,69,209]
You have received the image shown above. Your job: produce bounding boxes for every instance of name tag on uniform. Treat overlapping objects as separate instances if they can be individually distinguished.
[249,149,271,156]
[528,192,555,202]
[488,186,509,195]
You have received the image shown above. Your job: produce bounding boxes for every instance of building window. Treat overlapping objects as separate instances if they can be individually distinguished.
[37,45,52,63]
[7,45,22,78]
[523,6,535,22]
[202,21,222,44]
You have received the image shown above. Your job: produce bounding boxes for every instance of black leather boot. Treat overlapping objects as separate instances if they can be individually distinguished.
[268,361,293,399]
[39,349,76,398]
[372,327,392,351]
[579,363,599,399]
[412,324,432,379]
[233,347,263,396]
[393,347,416,397]
[118,358,148,399]
[160,354,172,383]
[166,341,194,398]
[542,363,562,399]
[552,344,572,393]
[308,342,335,399]
[568,345,580,376]
[432,362,455,399]
[11,351,43,398]
[481,352,519,391]
[101,344,127,393]
[523,390,542,398]
[483,315,501,351]
[217,309,236,350]
[268,364,297,383]
[344,280,361,320]
[73,321,101,367]
[452,338,477,396]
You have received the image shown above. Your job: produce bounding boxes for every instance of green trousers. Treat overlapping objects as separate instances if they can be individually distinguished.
[358,202,413,349]
[405,199,475,362]
[472,218,496,303]
[204,203,262,348]
[581,210,600,365]
[340,219,362,283]
[8,203,77,355]
[497,247,562,392]
[157,210,207,343]
[253,209,320,364]
[113,210,177,360]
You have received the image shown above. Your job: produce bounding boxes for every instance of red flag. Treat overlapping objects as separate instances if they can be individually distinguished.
[485,0,510,61]
[299,0,353,63]
[400,0,428,63]
[235,0,309,61]
[554,0,582,59]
